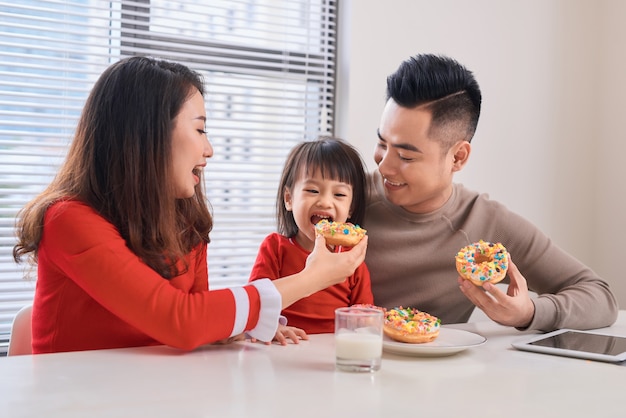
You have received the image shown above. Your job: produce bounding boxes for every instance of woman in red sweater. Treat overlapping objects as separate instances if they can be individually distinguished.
[12,56,367,354]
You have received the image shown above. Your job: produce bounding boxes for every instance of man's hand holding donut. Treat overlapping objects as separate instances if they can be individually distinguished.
[458,256,535,328]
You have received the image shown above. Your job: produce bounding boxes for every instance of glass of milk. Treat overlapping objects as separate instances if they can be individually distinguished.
[335,306,383,372]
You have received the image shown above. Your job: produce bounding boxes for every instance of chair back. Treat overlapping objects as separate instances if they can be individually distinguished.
[8,304,33,356]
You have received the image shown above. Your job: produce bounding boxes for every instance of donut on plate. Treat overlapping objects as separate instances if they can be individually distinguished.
[315,219,366,247]
[383,306,441,344]
[455,240,509,286]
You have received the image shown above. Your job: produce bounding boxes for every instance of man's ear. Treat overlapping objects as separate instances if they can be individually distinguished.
[284,187,293,211]
[451,141,471,172]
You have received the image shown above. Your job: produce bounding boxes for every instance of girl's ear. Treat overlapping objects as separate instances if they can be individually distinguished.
[284,187,293,211]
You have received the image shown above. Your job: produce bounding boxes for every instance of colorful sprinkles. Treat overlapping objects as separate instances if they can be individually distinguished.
[314,219,366,239]
[455,240,509,284]
[385,306,441,335]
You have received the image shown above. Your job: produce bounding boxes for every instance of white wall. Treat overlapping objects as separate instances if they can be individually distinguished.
[336,0,626,307]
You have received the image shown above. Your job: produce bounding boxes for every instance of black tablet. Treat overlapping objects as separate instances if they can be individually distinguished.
[511,329,626,363]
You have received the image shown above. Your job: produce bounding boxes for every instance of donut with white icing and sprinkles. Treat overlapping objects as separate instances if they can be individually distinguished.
[314,219,366,247]
[455,240,509,286]
[384,306,441,344]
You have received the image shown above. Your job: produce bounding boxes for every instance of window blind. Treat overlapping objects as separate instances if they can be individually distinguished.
[0,0,337,351]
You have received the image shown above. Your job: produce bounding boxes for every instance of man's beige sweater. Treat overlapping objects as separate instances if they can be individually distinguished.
[364,170,618,331]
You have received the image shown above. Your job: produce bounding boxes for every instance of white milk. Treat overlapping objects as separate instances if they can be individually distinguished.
[335,332,382,360]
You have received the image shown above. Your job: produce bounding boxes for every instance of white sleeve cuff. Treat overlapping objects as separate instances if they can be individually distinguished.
[246,279,282,342]
[229,286,250,336]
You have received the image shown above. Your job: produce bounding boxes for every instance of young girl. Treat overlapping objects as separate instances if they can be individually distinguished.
[249,137,373,341]
[12,57,367,354]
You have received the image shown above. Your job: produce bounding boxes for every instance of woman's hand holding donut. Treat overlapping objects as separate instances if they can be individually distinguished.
[274,234,368,309]
[306,233,368,284]
[458,256,535,328]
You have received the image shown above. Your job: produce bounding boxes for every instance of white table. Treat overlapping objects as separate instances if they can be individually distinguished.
[2,312,625,418]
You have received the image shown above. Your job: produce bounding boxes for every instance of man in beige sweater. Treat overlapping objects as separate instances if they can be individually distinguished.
[364,53,617,331]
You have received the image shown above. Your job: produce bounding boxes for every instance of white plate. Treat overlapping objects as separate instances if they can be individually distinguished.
[383,327,486,357]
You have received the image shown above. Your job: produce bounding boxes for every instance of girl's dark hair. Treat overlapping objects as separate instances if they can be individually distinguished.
[13,56,213,279]
[276,137,367,237]
[387,53,482,148]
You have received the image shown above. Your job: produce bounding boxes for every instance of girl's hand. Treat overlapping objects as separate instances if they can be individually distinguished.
[272,324,308,345]
[250,324,308,345]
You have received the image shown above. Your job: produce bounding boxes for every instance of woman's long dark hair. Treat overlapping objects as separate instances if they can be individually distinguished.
[13,56,213,279]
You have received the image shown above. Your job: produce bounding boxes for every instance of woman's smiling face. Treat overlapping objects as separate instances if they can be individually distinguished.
[170,89,213,199]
